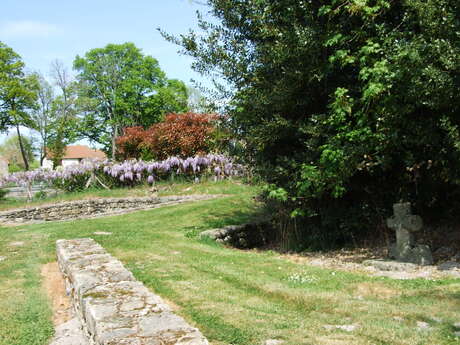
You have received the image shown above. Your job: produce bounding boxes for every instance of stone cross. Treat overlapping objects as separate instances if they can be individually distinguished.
[387,202,433,265]
[387,203,422,247]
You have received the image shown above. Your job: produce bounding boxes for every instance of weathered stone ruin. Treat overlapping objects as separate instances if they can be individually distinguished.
[0,195,214,224]
[56,238,209,345]
[387,202,433,265]
[199,222,274,249]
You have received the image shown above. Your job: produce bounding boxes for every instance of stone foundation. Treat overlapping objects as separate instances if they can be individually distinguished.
[0,195,214,224]
[199,222,273,249]
[56,238,208,345]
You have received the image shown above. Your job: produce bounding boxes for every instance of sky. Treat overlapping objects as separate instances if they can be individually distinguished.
[0,0,212,144]
[0,0,208,82]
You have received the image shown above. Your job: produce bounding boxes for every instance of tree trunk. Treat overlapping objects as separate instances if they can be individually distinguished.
[40,149,45,166]
[16,124,29,171]
[111,124,118,160]
[40,128,48,166]
[40,145,46,166]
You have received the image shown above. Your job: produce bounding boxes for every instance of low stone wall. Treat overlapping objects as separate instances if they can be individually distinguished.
[200,222,273,249]
[56,238,209,345]
[0,195,214,224]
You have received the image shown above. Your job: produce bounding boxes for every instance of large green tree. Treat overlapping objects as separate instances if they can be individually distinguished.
[0,42,38,171]
[47,61,79,168]
[30,72,54,165]
[166,0,460,247]
[31,63,80,168]
[73,42,188,158]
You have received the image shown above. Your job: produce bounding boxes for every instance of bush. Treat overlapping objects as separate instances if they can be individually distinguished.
[0,188,9,200]
[34,190,47,200]
[170,0,460,249]
[115,127,148,160]
[117,113,220,160]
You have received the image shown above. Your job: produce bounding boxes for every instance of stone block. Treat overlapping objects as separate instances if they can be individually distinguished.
[362,259,418,272]
[56,238,208,345]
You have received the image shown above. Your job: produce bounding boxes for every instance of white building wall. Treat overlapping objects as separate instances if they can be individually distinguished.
[62,159,80,167]
[42,158,80,170]
[42,158,54,170]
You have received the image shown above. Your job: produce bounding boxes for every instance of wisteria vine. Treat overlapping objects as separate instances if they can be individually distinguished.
[0,154,242,198]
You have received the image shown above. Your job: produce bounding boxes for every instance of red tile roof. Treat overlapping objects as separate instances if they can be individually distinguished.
[47,145,106,159]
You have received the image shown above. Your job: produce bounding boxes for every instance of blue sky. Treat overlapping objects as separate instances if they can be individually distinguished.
[0,0,213,144]
[0,0,208,85]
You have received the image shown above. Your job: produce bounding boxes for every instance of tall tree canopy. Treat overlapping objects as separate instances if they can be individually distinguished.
[166,0,460,247]
[0,41,39,171]
[30,65,81,168]
[30,72,54,165]
[73,42,188,158]
[47,61,80,168]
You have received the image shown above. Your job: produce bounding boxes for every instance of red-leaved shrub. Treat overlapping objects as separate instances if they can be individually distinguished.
[117,113,218,160]
[115,126,148,160]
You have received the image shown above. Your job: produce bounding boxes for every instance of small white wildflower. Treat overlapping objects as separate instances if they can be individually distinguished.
[287,272,318,284]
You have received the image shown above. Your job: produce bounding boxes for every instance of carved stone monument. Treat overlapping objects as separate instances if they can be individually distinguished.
[387,202,433,265]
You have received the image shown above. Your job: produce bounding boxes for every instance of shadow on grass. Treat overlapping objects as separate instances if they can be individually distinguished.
[182,200,270,238]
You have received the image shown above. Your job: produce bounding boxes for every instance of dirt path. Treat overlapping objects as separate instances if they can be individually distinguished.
[41,262,72,326]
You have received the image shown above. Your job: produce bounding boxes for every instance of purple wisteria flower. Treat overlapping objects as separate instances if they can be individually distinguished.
[0,154,243,192]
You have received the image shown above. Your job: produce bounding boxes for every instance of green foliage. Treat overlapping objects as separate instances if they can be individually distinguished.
[45,62,80,167]
[167,0,460,248]
[0,42,40,170]
[73,42,189,157]
[0,188,8,200]
[52,171,90,192]
[0,42,37,131]
[0,135,36,172]
[30,73,54,165]
[33,190,47,200]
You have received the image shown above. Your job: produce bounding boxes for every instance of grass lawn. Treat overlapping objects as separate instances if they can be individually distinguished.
[0,180,459,345]
[0,178,236,211]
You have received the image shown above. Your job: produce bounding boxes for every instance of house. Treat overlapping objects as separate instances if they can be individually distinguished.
[42,145,106,170]
[0,157,8,176]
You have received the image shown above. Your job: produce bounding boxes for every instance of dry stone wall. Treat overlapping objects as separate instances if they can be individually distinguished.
[56,238,209,345]
[0,195,214,224]
[199,222,274,249]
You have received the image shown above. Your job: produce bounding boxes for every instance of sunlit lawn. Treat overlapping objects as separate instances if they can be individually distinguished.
[0,180,459,345]
[0,178,239,211]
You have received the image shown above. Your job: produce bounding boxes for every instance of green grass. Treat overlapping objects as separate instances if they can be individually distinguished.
[0,180,459,345]
[0,178,242,211]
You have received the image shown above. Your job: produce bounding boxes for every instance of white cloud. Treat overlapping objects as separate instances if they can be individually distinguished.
[0,20,60,38]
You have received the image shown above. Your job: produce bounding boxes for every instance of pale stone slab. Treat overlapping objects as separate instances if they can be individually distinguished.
[323,324,360,332]
[363,259,417,272]
[264,340,284,345]
[49,317,89,345]
[9,241,25,247]
[56,238,208,345]
[416,321,431,330]
[437,261,460,271]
